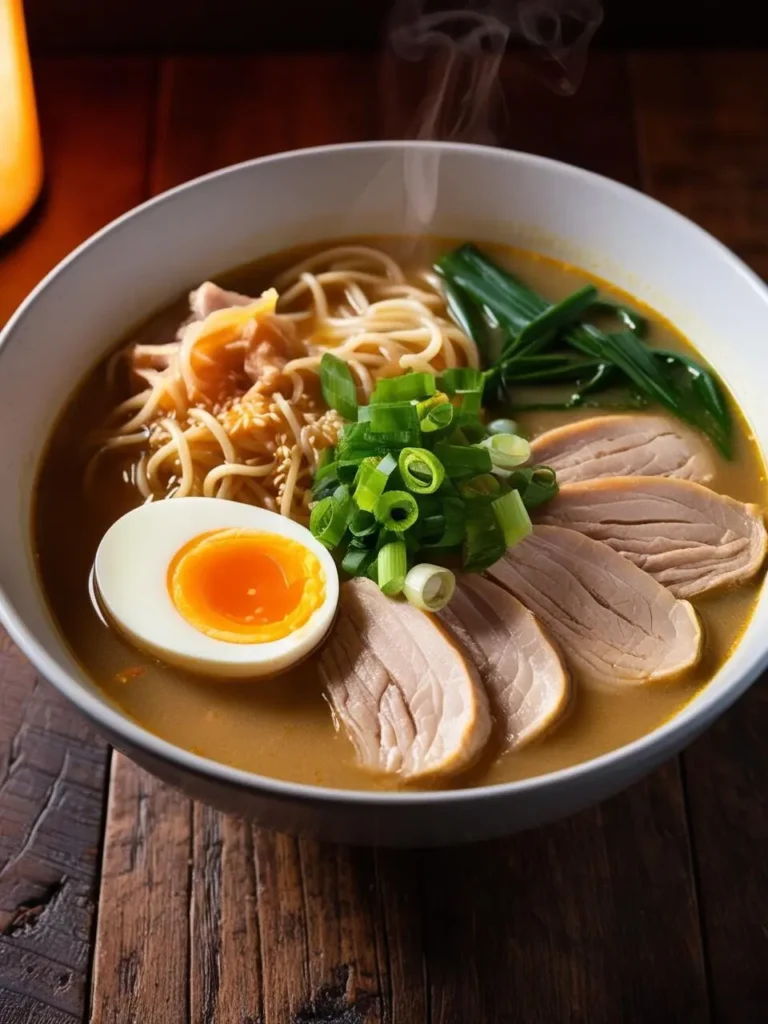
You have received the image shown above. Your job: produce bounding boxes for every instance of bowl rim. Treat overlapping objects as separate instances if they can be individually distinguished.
[2,138,768,808]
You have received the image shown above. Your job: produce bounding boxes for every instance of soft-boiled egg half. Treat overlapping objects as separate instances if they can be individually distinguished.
[93,498,339,678]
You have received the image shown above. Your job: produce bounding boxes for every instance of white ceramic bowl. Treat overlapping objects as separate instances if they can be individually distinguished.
[1,142,767,847]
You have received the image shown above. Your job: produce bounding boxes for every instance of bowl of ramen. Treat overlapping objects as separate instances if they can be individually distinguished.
[1,142,767,846]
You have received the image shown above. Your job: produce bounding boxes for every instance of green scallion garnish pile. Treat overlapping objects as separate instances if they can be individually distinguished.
[311,357,557,609]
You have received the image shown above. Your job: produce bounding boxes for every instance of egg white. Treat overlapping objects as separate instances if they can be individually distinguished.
[93,497,339,678]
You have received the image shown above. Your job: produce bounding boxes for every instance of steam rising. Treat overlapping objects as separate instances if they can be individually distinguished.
[386,0,604,228]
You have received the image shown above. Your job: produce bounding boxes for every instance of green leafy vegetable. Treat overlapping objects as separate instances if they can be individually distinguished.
[504,284,598,359]
[437,243,733,456]
[439,272,492,362]
[309,495,349,549]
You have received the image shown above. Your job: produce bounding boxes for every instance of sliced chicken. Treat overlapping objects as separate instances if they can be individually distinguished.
[537,476,767,598]
[189,281,257,320]
[530,414,715,485]
[486,525,703,689]
[439,575,569,750]
[320,579,491,782]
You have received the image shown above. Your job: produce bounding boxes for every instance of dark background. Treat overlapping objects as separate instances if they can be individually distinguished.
[24,0,765,53]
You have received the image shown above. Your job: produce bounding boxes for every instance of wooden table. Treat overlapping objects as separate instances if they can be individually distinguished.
[1,52,767,1024]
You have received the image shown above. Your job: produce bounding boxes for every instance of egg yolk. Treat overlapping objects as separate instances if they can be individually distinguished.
[168,529,325,644]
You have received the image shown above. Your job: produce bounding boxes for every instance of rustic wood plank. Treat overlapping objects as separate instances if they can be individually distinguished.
[92,51,711,1024]
[0,57,154,1024]
[423,766,709,1023]
[296,840,383,1021]
[631,50,768,1023]
[372,851,429,1024]
[88,755,192,1024]
[190,807,263,1024]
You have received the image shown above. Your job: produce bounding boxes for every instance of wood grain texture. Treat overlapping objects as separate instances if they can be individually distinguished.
[89,755,192,1024]
[632,50,768,1023]
[88,51,714,1024]
[0,58,154,1024]
[423,767,709,1024]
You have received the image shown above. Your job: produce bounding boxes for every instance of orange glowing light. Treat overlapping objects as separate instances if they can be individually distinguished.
[0,0,43,236]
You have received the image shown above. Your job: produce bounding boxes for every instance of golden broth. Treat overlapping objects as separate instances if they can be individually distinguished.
[33,238,768,791]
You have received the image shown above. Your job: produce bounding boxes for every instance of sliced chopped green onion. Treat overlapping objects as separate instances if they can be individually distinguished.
[416,513,445,542]
[341,547,374,577]
[315,446,335,472]
[349,508,378,538]
[336,459,365,484]
[365,557,380,582]
[418,394,454,432]
[320,353,357,422]
[423,495,466,548]
[480,432,532,469]
[439,366,485,395]
[332,483,352,517]
[488,418,518,436]
[312,459,339,493]
[339,423,370,447]
[402,528,421,555]
[433,441,492,478]
[309,495,349,549]
[398,447,445,495]
[508,466,559,509]
[373,490,419,533]
[377,540,408,596]
[353,452,398,512]
[371,372,436,404]
[492,489,533,546]
[403,563,456,612]
[462,504,507,573]
[367,401,420,435]
[458,473,503,502]
[526,466,559,507]
[456,419,487,444]
[452,390,483,425]
[312,475,340,502]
